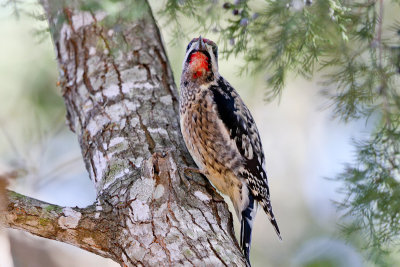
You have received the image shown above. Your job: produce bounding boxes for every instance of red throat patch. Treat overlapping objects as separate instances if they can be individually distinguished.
[189,52,209,79]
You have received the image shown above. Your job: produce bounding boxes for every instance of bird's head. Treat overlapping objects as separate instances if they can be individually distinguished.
[182,36,218,82]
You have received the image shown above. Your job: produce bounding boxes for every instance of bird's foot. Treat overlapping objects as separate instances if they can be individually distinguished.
[183,166,203,176]
[178,165,204,188]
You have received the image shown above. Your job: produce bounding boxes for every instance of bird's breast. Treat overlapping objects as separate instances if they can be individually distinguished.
[180,92,243,194]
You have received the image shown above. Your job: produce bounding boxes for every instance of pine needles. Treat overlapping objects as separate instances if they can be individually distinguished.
[158,0,400,263]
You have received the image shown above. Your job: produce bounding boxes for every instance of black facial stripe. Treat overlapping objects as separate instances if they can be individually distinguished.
[212,45,218,61]
[186,38,198,51]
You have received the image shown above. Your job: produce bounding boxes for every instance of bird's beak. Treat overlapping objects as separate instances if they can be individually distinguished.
[197,36,206,50]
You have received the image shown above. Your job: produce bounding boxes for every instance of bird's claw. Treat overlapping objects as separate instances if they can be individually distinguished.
[178,165,204,188]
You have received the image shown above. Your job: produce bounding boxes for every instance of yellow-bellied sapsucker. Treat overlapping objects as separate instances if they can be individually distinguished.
[179,36,281,265]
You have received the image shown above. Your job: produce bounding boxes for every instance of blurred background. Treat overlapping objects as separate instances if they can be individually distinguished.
[0,1,383,267]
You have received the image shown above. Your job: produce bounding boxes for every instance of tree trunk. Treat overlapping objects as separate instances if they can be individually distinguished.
[2,0,246,266]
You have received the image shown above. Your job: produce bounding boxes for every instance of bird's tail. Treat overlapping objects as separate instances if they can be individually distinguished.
[240,194,256,267]
[261,199,282,240]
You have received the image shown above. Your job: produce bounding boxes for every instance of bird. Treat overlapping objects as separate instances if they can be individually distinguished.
[179,36,281,265]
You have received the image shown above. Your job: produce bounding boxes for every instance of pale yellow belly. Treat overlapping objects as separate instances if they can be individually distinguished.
[180,103,243,198]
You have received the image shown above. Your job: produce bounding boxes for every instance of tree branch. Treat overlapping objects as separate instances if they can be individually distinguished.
[2,190,114,260]
[2,0,247,265]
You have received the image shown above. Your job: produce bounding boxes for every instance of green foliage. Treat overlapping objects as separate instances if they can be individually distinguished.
[156,0,222,44]
[159,0,400,264]
[337,115,400,264]
[4,0,400,264]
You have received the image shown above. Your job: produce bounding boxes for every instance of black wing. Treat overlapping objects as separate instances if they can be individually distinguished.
[210,76,281,239]
[210,76,266,182]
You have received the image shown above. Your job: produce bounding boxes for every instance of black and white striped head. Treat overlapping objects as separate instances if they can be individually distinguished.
[182,36,219,82]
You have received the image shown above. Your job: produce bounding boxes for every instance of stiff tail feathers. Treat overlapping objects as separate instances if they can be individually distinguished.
[261,199,282,240]
[240,194,255,267]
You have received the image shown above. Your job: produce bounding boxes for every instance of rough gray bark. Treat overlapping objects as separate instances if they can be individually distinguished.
[3,190,113,258]
[1,0,246,266]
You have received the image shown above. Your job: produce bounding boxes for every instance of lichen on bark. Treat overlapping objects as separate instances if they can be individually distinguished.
[2,0,247,266]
